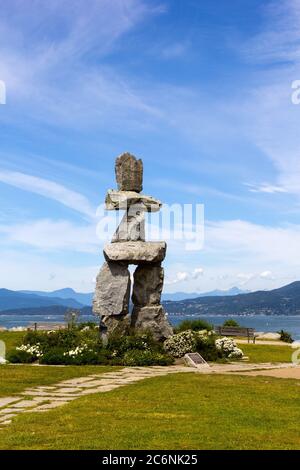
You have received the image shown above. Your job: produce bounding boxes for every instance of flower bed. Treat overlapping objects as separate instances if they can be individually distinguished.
[7,326,174,366]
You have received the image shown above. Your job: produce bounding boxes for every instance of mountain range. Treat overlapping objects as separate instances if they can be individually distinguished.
[161,287,248,301]
[0,289,83,311]
[2,282,300,317]
[0,286,248,312]
[19,288,93,307]
[163,281,300,316]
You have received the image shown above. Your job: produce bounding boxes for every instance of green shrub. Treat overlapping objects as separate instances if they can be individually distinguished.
[195,331,220,361]
[40,347,109,366]
[223,319,240,327]
[107,330,161,356]
[277,330,293,343]
[39,348,67,365]
[122,349,174,366]
[21,328,102,352]
[7,349,36,364]
[175,319,213,333]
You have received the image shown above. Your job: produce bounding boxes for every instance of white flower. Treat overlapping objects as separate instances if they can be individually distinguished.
[63,344,89,357]
[16,343,43,358]
[164,330,196,358]
[228,348,244,359]
[215,338,244,358]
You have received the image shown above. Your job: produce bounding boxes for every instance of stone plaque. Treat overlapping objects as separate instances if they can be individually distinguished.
[184,352,209,369]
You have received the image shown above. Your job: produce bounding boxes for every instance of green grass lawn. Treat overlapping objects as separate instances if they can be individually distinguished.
[238,343,293,363]
[0,372,300,450]
[0,365,119,397]
[0,331,25,355]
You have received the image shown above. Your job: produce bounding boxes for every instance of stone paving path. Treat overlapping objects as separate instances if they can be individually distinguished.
[1,362,298,429]
[0,366,190,428]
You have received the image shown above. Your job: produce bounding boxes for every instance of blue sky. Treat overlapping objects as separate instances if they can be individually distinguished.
[1,0,300,293]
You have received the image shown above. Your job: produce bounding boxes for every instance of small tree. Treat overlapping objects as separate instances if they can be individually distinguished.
[175,319,213,333]
[223,318,240,328]
[277,329,293,343]
[64,309,81,329]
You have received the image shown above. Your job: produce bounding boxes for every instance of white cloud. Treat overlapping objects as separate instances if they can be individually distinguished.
[165,267,204,285]
[206,219,300,266]
[0,170,95,218]
[240,0,300,197]
[259,270,274,280]
[192,267,204,279]
[0,0,164,131]
[0,249,99,292]
[0,219,99,253]
[246,183,288,194]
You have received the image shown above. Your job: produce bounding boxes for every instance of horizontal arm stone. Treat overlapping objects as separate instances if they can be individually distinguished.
[105,190,162,212]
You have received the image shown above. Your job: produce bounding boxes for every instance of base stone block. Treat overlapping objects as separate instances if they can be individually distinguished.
[131,305,173,341]
[104,241,166,264]
[101,314,130,336]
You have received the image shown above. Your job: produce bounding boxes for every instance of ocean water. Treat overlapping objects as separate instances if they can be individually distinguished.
[1,313,300,340]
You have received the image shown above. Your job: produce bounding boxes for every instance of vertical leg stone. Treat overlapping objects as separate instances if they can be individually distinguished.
[131,264,173,341]
[132,265,164,306]
[93,261,131,335]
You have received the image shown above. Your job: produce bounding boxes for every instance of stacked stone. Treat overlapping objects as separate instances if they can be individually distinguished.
[93,153,173,341]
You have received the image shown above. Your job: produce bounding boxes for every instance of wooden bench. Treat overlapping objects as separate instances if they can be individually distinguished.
[215,326,256,343]
[27,323,67,331]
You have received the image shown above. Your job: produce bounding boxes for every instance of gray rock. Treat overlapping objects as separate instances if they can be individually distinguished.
[104,241,167,264]
[132,265,164,306]
[131,305,173,341]
[115,153,143,192]
[101,314,130,336]
[112,206,145,242]
[93,262,131,317]
[105,190,161,212]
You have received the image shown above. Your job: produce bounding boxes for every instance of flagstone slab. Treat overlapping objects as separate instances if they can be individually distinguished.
[55,387,84,394]
[80,384,126,395]
[33,401,70,411]
[11,400,40,409]
[22,391,82,398]
[0,397,22,408]
[57,376,99,385]
[0,408,24,414]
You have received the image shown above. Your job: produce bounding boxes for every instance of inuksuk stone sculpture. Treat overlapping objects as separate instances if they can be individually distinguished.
[93,153,173,341]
